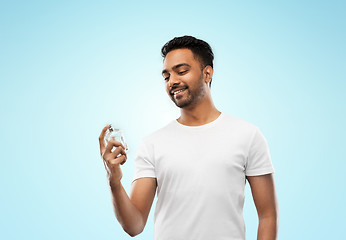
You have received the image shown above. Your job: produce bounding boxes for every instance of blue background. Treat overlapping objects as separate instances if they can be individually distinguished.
[1,1,345,239]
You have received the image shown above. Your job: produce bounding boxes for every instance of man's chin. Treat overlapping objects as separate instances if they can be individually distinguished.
[173,100,192,108]
[170,95,193,108]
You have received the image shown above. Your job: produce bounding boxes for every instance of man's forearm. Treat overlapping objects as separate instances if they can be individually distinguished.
[109,181,144,237]
[257,216,278,240]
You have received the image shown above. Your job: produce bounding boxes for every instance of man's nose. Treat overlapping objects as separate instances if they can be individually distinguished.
[168,74,181,87]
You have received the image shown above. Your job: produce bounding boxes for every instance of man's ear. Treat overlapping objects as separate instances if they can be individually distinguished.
[203,65,214,85]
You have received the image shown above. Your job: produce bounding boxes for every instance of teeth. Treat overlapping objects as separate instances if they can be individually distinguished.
[174,89,184,95]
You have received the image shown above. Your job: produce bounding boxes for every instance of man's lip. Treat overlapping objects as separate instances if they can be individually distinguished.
[170,87,187,95]
[174,88,187,97]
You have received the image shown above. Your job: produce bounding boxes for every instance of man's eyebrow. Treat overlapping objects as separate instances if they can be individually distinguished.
[162,63,191,75]
[173,63,191,70]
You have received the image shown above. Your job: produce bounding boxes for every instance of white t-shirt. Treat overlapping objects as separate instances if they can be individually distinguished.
[132,112,275,240]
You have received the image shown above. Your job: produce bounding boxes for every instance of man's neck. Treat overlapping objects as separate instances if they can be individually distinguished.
[177,98,221,126]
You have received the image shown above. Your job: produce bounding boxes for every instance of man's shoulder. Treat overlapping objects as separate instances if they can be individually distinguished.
[220,112,259,132]
[141,120,177,143]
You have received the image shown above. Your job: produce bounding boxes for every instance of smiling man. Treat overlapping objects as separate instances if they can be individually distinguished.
[99,36,278,240]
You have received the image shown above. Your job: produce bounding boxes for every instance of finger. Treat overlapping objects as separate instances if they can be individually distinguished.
[109,137,126,151]
[120,157,127,165]
[102,145,127,161]
[109,155,127,165]
[105,139,125,154]
[110,146,127,159]
[99,124,109,155]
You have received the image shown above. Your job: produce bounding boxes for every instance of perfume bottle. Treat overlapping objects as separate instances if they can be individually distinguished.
[104,124,129,152]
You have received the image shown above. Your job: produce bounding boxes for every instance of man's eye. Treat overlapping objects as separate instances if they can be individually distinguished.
[179,70,188,74]
[164,76,169,81]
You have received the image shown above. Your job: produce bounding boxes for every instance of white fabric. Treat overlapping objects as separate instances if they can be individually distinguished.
[132,112,275,240]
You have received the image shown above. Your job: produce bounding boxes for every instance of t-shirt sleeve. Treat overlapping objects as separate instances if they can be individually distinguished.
[132,139,156,183]
[245,127,275,176]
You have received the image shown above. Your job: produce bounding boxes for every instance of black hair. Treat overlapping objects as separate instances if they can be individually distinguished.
[161,35,214,88]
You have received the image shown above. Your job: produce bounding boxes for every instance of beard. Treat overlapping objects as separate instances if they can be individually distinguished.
[170,73,207,109]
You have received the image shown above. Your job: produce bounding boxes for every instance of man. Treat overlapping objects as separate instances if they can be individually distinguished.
[99,36,278,240]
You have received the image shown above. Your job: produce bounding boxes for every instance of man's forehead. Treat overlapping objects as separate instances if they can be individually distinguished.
[163,48,196,70]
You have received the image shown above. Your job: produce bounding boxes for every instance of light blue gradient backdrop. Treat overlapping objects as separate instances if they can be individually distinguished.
[1,1,345,239]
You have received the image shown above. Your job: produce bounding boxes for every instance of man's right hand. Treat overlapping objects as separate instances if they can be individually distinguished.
[99,124,127,187]
[98,125,156,237]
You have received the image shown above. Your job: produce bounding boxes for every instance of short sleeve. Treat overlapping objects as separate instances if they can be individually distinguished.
[245,127,275,176]
[132,139,156,183]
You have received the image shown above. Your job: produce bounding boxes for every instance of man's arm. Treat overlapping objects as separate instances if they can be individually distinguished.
[99,125,157,237]
[110,177,157,237]
[246,173,279,240]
